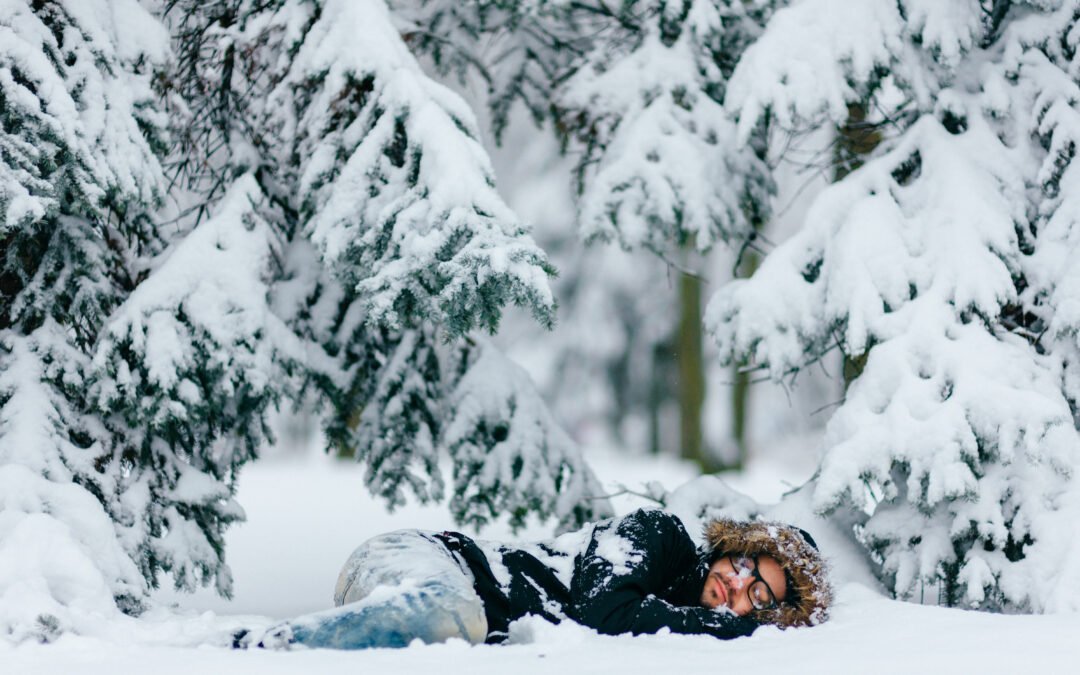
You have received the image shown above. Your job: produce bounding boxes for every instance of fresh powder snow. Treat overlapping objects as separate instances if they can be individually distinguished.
[7,445,1080,674]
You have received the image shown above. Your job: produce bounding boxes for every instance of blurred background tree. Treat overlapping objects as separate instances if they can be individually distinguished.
[393,0,826,473]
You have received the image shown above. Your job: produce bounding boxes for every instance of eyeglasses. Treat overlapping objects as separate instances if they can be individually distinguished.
[728,555,780,611]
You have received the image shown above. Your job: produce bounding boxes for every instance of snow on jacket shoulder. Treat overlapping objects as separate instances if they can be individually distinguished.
[568,509,758,639]
[435,508,757,642]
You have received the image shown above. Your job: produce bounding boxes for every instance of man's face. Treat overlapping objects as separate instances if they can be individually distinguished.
[700,554,787,615]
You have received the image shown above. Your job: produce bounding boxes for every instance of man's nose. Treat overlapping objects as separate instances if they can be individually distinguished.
[726,573,747,590]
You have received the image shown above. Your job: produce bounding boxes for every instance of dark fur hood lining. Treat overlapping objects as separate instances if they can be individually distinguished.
[703,519,832,628]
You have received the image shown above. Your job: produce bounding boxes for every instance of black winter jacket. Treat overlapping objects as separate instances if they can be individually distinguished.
[434,508,758,643]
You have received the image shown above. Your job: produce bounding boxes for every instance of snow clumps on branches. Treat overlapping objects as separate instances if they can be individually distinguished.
[708,0,1080,611]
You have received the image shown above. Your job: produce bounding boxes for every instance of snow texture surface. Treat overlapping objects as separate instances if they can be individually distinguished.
[7,448,1080,673]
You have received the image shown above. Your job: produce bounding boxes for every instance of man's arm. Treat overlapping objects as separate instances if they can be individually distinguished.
[568,509,757,639]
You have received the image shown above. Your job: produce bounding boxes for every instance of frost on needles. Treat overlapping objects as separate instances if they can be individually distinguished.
[395,0,781,475]
[0,0,170,639]
[396,0,776,258]
[0,0,609,641]
[554,0,773,257]
[708,0,1080,611]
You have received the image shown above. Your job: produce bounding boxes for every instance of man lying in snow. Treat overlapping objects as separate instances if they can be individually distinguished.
[235,508,832,649]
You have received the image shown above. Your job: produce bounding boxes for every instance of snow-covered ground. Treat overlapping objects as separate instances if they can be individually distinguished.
[7,444,1080,674]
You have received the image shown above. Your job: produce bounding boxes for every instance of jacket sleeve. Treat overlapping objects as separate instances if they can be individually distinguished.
[569,509,758,640]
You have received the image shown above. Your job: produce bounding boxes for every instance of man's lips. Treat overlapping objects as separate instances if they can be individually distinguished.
[714,573,729,607]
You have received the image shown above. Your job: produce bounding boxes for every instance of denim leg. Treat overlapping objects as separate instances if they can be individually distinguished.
[263,530,488,650]
[287,580,485,650]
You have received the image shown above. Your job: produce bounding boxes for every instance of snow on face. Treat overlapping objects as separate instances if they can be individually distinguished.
[701,555,787,616]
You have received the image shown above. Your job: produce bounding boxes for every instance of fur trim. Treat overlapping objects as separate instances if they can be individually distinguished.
[703,519,832,628]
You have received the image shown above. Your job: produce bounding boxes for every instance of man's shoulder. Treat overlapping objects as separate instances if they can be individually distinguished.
[611,508,692,541]
[618,507,685,528]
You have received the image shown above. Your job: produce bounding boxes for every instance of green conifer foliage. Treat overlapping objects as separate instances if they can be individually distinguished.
[396,1,780,468]
[0,0,171,636]
[1,0,609,639]
[709,0,1080,611]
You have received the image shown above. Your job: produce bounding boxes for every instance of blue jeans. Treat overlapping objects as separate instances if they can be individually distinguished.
[269,530,488,650]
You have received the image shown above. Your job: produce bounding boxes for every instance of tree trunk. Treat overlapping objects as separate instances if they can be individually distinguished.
[648,342,665,456]
[835,102,882,387]
[676,264,716,472]
[728,250,760,471]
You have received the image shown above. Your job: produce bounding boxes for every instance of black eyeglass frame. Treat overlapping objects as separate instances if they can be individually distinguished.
[727,555,780,611]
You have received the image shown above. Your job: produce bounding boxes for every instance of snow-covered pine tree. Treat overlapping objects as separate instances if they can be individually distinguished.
[1,0,609,639]
[264,0,557,336]
[396,0,775,270]
[552,0,774,258]
[91,175,295,597]
[458,122,684,457]
[397,0,778,466]
[390,0,585,142]
[1015,0,1080,611]
[553,1,778,469]
[148,0,607,561]
[251,0,607,529]
[443,337,606,530]
[0,0,171,637]
[708,0,1080,611]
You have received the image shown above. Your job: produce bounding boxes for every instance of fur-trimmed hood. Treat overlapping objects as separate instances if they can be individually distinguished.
[703,519,832,628]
